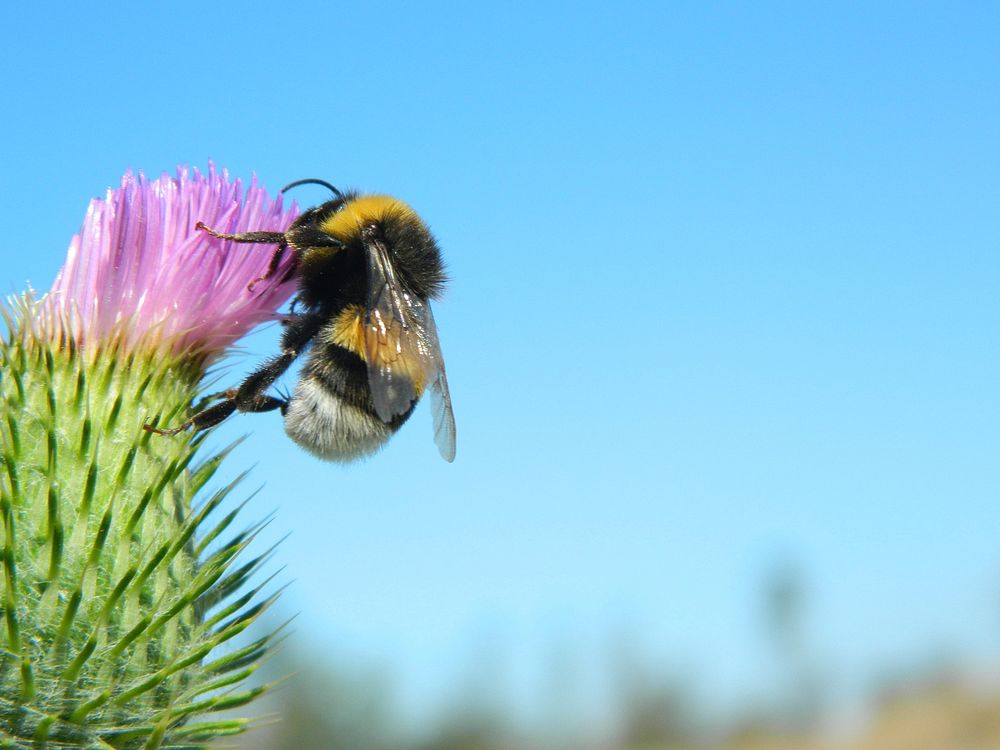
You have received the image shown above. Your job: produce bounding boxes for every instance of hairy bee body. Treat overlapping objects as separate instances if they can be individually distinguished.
[146,182,456,463]
[281,192,447,461]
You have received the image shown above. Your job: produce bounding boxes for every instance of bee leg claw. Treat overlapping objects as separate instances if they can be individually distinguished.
[202,388,239,402]
[143,421,191,436]
[144,399,239,436]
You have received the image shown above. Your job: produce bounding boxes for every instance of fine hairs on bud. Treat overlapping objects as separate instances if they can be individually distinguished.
[0,167,295,748]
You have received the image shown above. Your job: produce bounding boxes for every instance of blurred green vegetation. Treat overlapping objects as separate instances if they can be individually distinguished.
[231,564,1000,750]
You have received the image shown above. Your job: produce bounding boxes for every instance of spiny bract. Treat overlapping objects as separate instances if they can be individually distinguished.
[0,299,279,748]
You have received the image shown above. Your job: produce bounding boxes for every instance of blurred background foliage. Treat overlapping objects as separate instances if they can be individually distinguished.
[231,563,1000,750]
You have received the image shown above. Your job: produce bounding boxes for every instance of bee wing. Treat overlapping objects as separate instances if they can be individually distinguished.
[364,239,457,462]
[423,303,457,462]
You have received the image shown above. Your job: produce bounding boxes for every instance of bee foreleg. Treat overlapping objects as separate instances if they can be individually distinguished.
[195,223,286,245]
[195,222,291,292]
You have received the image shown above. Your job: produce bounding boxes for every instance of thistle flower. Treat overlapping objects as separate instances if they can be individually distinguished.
[0,166,297,748]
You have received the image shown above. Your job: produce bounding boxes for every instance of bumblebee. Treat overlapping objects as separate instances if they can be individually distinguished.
[146,179,456,463]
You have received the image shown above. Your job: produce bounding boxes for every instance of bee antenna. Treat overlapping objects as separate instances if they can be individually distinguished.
[281,178,344,199]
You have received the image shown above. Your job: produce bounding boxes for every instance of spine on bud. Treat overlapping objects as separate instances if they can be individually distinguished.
[0,298,276,749]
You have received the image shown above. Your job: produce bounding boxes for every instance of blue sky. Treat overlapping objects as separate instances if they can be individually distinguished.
[2,0,999,730]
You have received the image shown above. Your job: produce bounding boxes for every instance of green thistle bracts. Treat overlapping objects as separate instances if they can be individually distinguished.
[0,303,275,749]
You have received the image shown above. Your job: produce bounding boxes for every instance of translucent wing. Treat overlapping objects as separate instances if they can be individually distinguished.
[364,239,457,461]
[423,303,457,462]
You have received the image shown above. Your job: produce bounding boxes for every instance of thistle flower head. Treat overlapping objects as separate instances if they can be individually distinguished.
[43,164,298,362]
[1,166,294,748]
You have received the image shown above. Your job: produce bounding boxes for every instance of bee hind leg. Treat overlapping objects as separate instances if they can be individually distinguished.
[143,399,240,436]
[144,311,322,437]
[142,361,290,436]
[143,393,287,436]
[202,387,238,402]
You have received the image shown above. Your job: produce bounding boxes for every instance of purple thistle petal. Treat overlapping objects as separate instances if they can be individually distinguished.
[43,165,298,361]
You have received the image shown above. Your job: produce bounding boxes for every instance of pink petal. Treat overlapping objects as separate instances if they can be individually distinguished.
[42,165,299,362]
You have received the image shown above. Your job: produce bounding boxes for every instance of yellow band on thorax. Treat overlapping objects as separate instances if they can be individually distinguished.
[319,195,419,241]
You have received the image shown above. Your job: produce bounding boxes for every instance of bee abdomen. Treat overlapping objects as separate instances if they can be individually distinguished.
[282,376,391,462]
[283,371,416,462]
